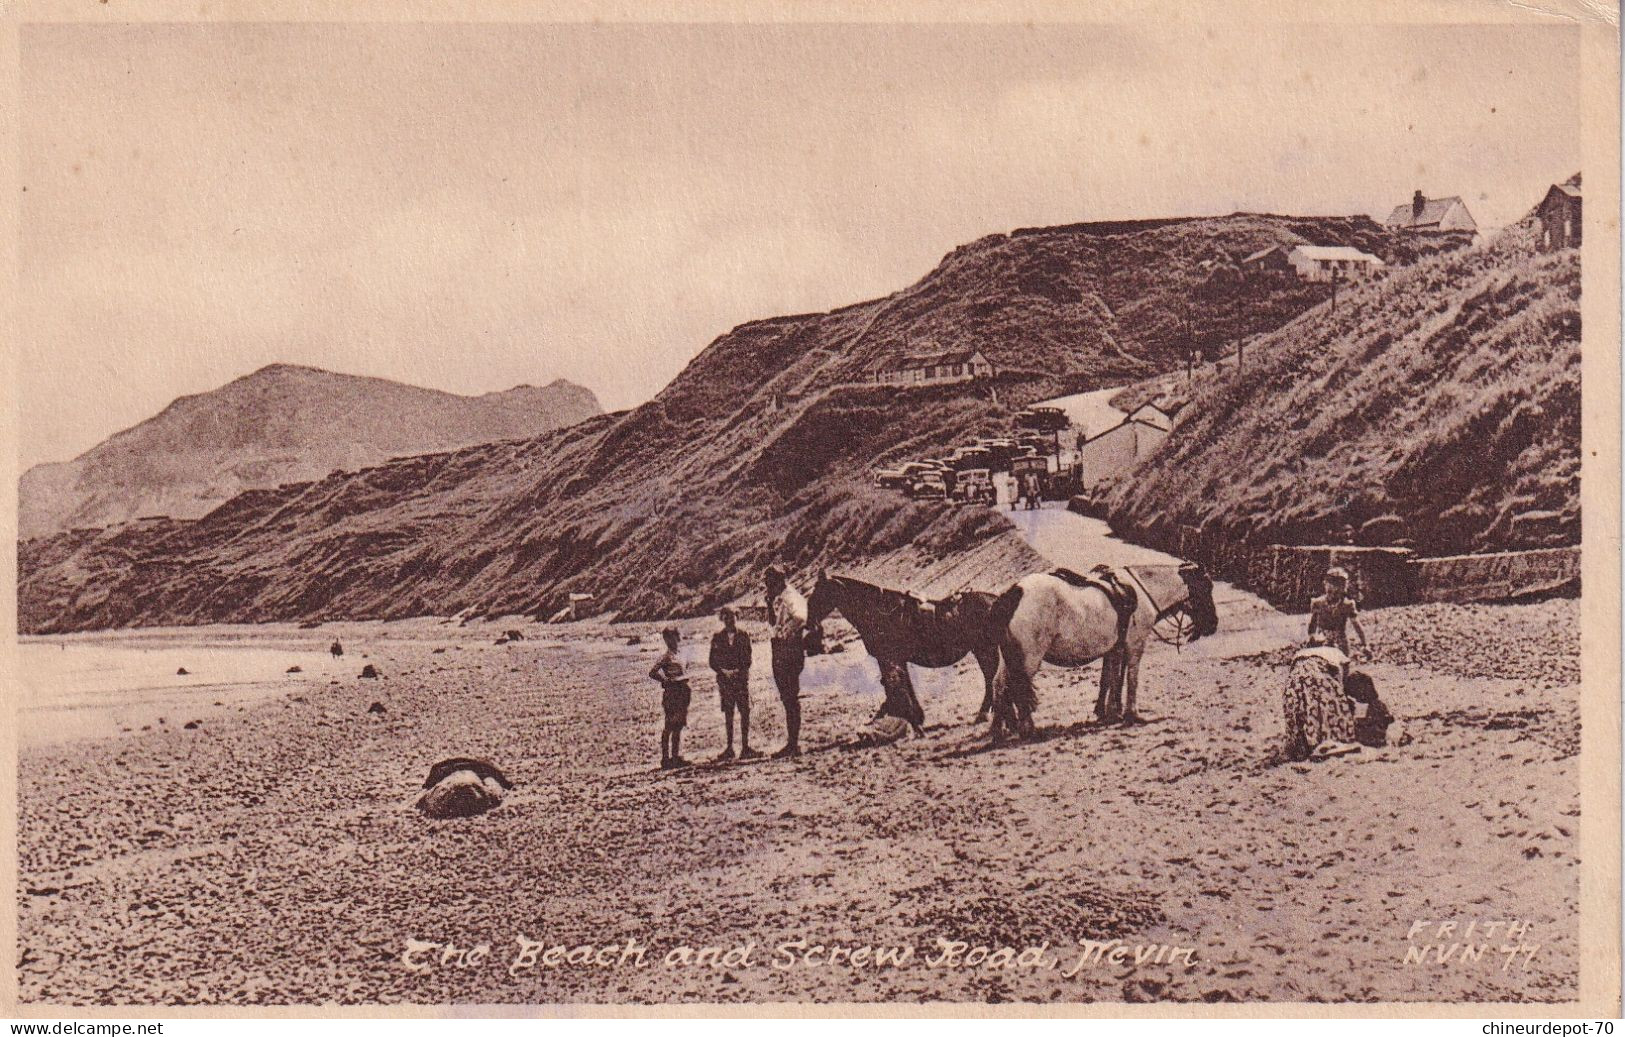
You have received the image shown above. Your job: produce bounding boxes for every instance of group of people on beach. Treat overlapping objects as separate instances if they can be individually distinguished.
[646,566,811,769]
[647,559,1395,769]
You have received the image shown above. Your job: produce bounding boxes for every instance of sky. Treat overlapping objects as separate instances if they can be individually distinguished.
[19,20,1580,470]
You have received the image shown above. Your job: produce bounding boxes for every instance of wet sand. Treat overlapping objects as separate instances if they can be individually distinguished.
[15,599,1580,1005]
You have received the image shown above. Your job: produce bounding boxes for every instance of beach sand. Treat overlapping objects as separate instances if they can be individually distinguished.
[15,598,1579,1005]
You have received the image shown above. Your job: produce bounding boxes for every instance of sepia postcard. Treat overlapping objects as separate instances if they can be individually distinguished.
[2,0,1620,1020]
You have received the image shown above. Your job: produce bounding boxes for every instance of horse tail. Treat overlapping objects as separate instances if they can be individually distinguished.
[988,584,1024,638]
[989,585,1037,715]
[1000,639,1037,713]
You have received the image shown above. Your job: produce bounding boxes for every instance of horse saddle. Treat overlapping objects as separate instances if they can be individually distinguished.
[1051,566,1138,651]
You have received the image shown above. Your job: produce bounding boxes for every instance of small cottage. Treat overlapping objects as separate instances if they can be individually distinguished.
[1537,179,1581,251]
[1385,190,1478,234]
[1287,245,1386,283]
[1240,245,1292,276]
[872,350,995,387]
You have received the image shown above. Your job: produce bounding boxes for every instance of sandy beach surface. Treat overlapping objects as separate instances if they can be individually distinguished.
[15,596,1579,1005]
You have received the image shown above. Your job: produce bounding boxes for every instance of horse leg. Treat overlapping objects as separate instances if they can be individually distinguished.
[1120,645,1146,726]
[1011,658,1038,740]
[1093,654,1111,720]
[974,646,998,724]
[897,666,925,736]
[1109,650,1126,720]
[989,655,1014,742]
[1096,650,1123,723]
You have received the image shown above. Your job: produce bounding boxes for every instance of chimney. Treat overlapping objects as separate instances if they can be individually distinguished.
[1412,190,1426,221]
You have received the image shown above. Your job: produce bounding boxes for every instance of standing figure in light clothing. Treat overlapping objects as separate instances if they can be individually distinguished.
[764,566,808,759]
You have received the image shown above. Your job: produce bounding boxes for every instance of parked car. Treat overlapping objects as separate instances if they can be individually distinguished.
[952,468,994,504]
[874,466,909,489]
[1016,406,1069,432]
[948,447,992,472]
[908,472,948,499]
[976,438,1019,471]
[1017,432,1059,457]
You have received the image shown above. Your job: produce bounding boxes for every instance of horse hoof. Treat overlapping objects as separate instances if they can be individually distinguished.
[974,712,989,725]
[1120,712,1143,727]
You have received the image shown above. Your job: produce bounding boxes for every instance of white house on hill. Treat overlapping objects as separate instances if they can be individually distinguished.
[872,349,995,387]
[1385,190,1478,234]
[1288,245,1385,282]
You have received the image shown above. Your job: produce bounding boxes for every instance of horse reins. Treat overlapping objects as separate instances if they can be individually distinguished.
[1123,566,1191,650]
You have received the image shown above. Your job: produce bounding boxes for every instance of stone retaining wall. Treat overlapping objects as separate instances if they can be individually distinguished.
[1074,499,1580,612]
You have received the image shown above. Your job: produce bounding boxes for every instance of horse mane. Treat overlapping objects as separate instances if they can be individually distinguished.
[826,575,912,613]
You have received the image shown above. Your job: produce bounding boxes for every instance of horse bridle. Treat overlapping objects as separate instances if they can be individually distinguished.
[1122,566,1194,649]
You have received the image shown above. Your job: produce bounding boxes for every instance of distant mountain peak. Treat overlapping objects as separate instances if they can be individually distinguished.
[19,365,603,538]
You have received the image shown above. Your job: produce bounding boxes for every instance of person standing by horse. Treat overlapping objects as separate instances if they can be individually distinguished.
[708,607,759,762]
[764,566,808,759]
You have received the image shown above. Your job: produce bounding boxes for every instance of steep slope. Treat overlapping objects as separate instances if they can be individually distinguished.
[19,366,602,538]
[1099,207,1580,556]
[20,213,1454,633]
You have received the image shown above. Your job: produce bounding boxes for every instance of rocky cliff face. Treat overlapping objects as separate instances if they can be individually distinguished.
[20,213,1455,633]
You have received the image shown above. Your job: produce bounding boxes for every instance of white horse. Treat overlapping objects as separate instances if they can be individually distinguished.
[988,563,1219,739]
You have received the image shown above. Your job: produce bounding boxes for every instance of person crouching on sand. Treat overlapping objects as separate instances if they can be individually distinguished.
[709,607,758,762]
[649,627,692,770]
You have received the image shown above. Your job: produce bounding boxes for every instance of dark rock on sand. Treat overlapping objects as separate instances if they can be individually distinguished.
[360,664,380,679]
[417,758,513,819]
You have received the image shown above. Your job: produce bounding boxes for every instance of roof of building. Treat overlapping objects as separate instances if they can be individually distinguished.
[878,349,989,372]
[1544,181,1582,202]
[1126,403,1176,430]
[1385,195,1468,229]
[1290,245,1385,263]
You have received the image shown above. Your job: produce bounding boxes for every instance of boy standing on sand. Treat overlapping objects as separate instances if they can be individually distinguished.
[649,627,691,770]
[1308,566,1369,658]
[764,566,807,759]
[708,607,758,762]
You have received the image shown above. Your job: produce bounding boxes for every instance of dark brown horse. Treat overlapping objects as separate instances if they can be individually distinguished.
[805,571,1002,734]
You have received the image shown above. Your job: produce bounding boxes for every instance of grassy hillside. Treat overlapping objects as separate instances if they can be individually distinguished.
[1099,217,1580,556]
[20,213,1456,633]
